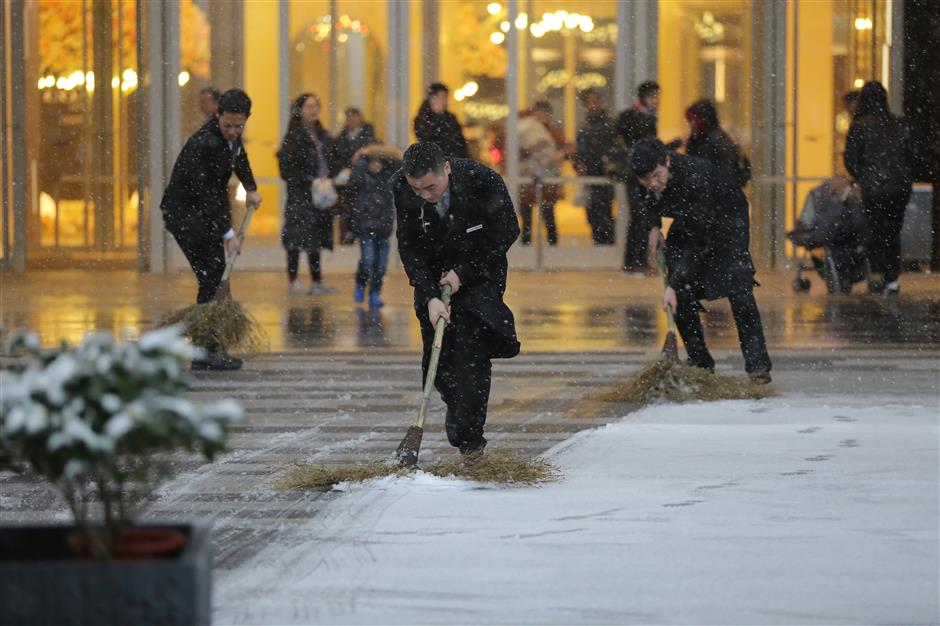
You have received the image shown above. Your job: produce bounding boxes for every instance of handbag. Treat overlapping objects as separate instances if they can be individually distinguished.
[312,177,338,210]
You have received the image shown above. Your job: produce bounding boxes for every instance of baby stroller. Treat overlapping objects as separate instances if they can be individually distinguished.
[787,179,869,294]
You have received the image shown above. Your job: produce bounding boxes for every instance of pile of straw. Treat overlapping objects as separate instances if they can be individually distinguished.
[274,449,561,492]
[157,299,268,354]
[597,357,776,404]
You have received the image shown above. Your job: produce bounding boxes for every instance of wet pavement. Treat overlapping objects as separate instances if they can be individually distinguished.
[1,267,938,621]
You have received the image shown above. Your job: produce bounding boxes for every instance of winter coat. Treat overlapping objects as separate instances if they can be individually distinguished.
[685,100,751,189]
[413,102,470,158]
[161,117,257,240]
[349,155,398,240]
[277,121,333,251]
[329,123,378,175]
[393,158,520,358]
[518,113,566,205]
[616,104,657,151]
[575,111,618,177]
[648,152,756,301]
[844,83,913,206]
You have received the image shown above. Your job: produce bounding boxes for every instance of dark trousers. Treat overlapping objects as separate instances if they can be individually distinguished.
[287,249,322,283]
[586,185,615,245]
[356,235,390,293]
[520,200,558,245]
[864,192,909,284]
[623,184,649,270]
[170,228,226,305]
[419,309,493,450]
[674,288,772,374]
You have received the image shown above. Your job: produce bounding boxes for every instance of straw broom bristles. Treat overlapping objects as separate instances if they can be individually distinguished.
[596,356,776,404]
[273,449,561,492]
[157,298,268,354]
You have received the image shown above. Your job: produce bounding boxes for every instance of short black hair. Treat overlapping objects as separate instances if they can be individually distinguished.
[218,88,252,116]
[637,80,660,100]
[200,86,221,101]
[345,106,362,116]
[578,87,600,103]
[427,82,449,96]
[532,100,553,114]
[402,142,447,178]
[629,138,668,177]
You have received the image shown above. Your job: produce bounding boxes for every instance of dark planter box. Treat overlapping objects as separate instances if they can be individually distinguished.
[0,522,211,626]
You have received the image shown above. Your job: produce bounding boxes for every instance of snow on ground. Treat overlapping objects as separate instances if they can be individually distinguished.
[214,396,939,625]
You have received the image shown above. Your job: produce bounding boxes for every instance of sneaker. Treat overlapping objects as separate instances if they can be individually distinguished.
[309,282,338,295]
[748,369,772,385]
[191,353,243,372]
[354,283,365,303]
[883,281,900,296]
[368,291,384,308]
[288,279,306,295]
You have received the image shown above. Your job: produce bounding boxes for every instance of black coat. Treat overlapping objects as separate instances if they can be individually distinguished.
[393,158,520,358]
[161,118,257,240]
[349,155,397,240]
[575,111,618,176]
[413,104,470,159]
[686,129,749,190]
[277,121,333,250]
[649,153,756,301]
[845,115,913,203]
[329,123,377,175]
[617,105,657,151]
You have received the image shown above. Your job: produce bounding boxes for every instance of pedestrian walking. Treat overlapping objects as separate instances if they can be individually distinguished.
[575,88,617,245]
[348,145,401,308]
[518,101,568,246]
[160,88,262,371]
[331,107,378,244]
[414,83,470,159]
[684,99,751,190]
[277,93,339,296]
[630,138,772,383]
[393,142,520,455]
[617,80,661,272]
[844,81,914,296]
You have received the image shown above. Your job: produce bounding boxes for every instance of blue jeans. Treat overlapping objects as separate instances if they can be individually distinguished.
[356,235,390,294]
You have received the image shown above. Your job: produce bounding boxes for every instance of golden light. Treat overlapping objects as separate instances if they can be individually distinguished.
[490,31,505,45]
[564,13,581,30]
[500,21,510,33]
[579,16,594,33]
[121,69,138,92]
[338,33,348,43]
[854,78,865,88]
[69,70,85,86]
[454,88,466,102]
[178,71,190,87]
[487,3,502,16]
[515,13,528,29]
[854,17,873,30]
[530,23,545,38]
[86,71,95,92]
[462,81,479,97]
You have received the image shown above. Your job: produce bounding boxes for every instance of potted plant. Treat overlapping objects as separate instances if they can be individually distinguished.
[0,325,244,626]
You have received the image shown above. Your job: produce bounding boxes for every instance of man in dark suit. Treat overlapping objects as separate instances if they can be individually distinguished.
[161,88,262,371]
[630,138,772,383]
[393,142,520,455]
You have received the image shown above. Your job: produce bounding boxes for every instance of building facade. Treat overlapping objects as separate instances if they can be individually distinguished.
[2,0,936,272]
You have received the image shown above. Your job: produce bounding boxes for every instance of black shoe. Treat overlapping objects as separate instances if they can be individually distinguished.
[191,353,243,371]
[459,437,487,458]
[748,369,772,385]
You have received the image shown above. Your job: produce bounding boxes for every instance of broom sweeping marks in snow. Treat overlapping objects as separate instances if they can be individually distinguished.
[396,284,452,468]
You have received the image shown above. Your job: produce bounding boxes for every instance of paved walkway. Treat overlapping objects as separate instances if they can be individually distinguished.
[1,268,938,623]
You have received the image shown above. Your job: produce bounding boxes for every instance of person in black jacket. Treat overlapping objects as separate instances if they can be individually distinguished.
[630,138,772,383]
[413,83,470,159]
[844,81,913,296]
[349,145,401,308]
[277,93,338,296]
[575,88,617,245]
[331,107,378,244]
[684,99,751,190]
[617,80,661,272]
[393,142,520,455]
[161,88,262,371]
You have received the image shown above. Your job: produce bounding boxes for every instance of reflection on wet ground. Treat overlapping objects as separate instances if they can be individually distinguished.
[2,269,939,351]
